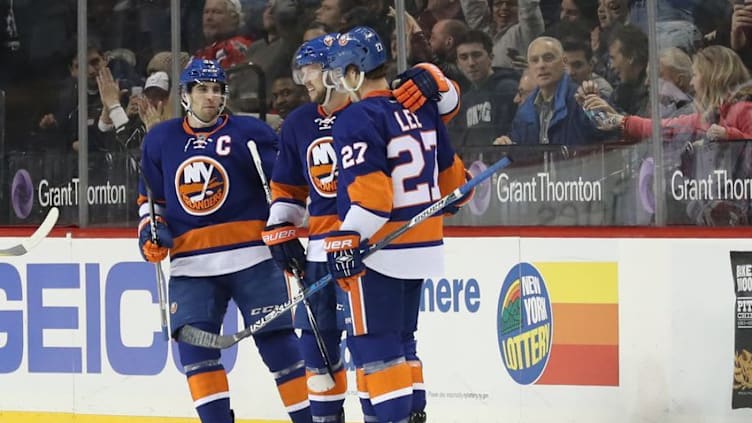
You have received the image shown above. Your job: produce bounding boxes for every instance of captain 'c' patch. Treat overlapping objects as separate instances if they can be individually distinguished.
[306,136,337,198]
[175,156,230,216]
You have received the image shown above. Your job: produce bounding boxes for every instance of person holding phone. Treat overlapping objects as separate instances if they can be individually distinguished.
[731,0,752,55]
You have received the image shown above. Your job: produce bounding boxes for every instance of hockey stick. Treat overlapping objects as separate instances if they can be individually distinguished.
[248,139,337,392]
[145,186,171,342]
[124,151,170,341]
[177,154,513,349]
[0,207,60,256]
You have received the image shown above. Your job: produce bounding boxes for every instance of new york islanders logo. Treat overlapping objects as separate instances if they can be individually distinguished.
[306,137,337,198]
[175,156,230,216]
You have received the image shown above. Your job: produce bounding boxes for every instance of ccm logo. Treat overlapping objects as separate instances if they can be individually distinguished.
[262,229,297,243]
[250,304,287,315]
[324,239,353,250]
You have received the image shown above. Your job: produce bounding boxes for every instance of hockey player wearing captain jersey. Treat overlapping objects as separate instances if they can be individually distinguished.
[136,58,311,423]
[261,31,464,423]
[322,27,473,423]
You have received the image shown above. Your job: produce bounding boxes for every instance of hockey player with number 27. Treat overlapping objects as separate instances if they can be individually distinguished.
[137,58,311,423]
[322,27,473,423]
[262,32,463,423]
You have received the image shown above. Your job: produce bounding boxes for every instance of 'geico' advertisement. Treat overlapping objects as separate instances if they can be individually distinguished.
[1,236,752,422]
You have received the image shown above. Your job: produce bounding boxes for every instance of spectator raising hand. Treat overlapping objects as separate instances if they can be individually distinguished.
[96,67,127,111]
[138,97,165,132]
[731,1,752,52]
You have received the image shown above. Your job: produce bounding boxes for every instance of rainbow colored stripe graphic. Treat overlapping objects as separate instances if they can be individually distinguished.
[533,262,619,386]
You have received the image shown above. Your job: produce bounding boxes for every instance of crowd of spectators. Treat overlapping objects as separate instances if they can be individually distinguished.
[1,0,752,225]
[1,0,751,153]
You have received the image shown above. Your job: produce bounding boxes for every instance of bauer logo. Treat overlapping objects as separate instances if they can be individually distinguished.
[497,262,620,386]
[497,262,553,384]
[306,136,337,198]
[175,156,229,216]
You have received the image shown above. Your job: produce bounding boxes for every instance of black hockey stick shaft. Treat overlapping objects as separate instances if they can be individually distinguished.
[245,140,337,384]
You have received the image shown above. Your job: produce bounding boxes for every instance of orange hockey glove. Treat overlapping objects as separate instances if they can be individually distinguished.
[137,216,173,263]
[392,63,450,113]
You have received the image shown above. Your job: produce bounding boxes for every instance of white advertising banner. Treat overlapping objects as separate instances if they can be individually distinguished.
[1,235,752,422]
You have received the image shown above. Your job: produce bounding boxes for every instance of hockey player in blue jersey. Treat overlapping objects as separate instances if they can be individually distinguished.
[261,33,463,423]
[321,27,473,423]
[262,33,352,423]
[137,58,311,423]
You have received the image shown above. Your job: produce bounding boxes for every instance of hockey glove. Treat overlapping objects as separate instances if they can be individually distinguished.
[443,169,475,216]
[262,223,307,276]
[392,63,450,113]
[138,216,173,263]
[324,230,365,292]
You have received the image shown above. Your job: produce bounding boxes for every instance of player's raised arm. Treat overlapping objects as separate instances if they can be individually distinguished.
[435,121,474,215]
[392,62,461,123]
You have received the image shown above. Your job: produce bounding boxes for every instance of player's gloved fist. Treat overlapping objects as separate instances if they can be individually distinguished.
[262,223,306,276]
[138,216,173,263]
[444,169,475,216]
[324,230,365,292]
[392,63,450,113]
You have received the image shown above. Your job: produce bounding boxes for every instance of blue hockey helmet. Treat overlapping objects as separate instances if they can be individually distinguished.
[179,58,227,90]
[292,33,339,86]
[294,33,338,68]
[324,26,386,75]
[179,58,228,121]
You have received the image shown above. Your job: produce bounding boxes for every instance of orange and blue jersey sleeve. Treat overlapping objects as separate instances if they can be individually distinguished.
[137,125,167,218]
[332,105,392,239]
[269,116,308,226]
[438,79,461,124]
[435,117,468,196]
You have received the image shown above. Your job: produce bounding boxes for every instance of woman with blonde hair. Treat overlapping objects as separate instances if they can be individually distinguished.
[585,45,752,141]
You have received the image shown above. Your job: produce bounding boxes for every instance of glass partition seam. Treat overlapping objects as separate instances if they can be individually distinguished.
[171,0,181,118]
[77,0,89,227]
[646,0,664,226]
[395,0,408,73]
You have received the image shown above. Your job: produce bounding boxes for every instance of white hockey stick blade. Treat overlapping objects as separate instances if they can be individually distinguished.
[0,207,60,257]
[307,373,336,393]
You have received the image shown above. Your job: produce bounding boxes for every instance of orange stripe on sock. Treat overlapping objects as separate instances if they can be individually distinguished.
[366,361,412,400]
[187,369,229,401]
[307,368,347,395]
[278,375,309,407]
[356,368,368,393]
[408,361,424,384]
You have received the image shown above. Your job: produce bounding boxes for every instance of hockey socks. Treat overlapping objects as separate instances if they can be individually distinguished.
[350,334,413,422]
[254,330,312,423]
[300,331,347,422]
[356,368,378,422]
[179,323,233,423]
[403,336,426,414]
